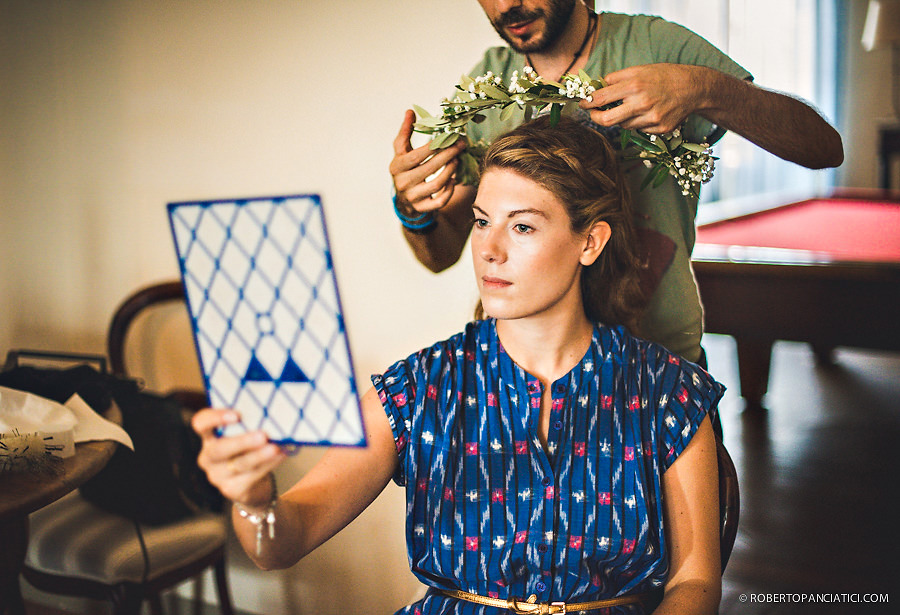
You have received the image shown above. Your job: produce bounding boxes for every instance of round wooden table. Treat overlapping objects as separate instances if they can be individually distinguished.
[0,403,121,615]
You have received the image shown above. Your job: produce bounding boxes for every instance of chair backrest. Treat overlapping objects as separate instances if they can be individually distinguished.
[107,280,206,409]
[716,436,740,572]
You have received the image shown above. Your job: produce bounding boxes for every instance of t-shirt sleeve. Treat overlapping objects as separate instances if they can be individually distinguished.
[642,15,753,146]
[371,357,418,486]
[655,355,725,470]
[643,16,752,82]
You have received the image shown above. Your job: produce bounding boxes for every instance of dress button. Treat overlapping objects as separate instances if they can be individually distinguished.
[541,476,552,486]
[536,581,546,591]
[553,421,563,430]
[538,544,548,553]
[554,383,566,394]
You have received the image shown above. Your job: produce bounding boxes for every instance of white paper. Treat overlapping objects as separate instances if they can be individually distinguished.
[65,394,134,450]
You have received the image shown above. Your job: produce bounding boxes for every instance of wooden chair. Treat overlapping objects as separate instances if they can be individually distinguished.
[717,436,740,572]
[22,281,234,615]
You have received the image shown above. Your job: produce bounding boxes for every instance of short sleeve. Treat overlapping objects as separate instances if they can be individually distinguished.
[655,356,725,470]
[642,15,753,146]
[371,358,417,486]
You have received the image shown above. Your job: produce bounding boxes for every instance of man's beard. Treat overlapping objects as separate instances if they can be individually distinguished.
[490,0,577,54]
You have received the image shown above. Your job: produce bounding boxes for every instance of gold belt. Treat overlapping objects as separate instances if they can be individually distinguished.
[438,589,648,614]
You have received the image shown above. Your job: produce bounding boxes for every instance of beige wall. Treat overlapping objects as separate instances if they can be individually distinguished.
[840,1,898,188]
[2,1,497,613]
[1,1,891,614]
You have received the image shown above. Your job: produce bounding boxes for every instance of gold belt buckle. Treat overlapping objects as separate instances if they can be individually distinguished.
[508,596,538,614]
[506,595,567,615]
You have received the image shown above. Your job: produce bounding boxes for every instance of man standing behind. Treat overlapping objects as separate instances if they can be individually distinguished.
[390,0,843,364]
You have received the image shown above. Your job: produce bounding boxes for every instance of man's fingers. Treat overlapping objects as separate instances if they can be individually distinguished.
[392,142,463,192]
[402,157,459,209]
[392,109,416,156]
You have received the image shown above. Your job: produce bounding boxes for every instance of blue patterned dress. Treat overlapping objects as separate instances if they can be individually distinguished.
[372,319,724,615]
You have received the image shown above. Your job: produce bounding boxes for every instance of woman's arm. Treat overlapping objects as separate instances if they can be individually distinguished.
[193,386,399,570]
[654,416,722,615]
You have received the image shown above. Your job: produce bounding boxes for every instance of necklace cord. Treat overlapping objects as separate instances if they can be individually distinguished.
[526,10,597,79]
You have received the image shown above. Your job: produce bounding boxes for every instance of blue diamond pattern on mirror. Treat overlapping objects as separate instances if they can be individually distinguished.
[168,195,365,448]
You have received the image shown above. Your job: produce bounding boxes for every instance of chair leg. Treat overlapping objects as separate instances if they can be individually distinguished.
[149,591,165,615]
[214,557,235,615]
[110,584,145,615]
[192,576,204,615]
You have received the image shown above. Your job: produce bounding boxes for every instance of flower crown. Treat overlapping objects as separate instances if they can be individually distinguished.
[413,69,715,198]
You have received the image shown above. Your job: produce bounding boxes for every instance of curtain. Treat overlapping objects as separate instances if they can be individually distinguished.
[601,0,840,212]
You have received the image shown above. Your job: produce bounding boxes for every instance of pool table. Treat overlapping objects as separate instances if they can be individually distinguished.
[692,193,900,409]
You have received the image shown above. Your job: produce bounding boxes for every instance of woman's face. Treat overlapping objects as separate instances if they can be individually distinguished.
[472,168,605,323]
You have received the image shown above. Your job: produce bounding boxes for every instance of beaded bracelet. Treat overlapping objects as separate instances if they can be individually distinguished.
[234,472,277,556]
[393,194,437,233]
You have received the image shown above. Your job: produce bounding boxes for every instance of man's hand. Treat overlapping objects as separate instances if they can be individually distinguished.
[580,64,704,134]
[581,63,843,169]
[390,109,466,216]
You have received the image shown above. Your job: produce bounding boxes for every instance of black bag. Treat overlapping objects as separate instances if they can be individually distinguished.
[0,357,222,525]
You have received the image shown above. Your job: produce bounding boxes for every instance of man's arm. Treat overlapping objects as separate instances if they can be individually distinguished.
[391,109,477,272]
[583,64,843,170]
[401,187,476,272]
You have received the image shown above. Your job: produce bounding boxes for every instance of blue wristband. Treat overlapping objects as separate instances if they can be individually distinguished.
[393,194,437,231]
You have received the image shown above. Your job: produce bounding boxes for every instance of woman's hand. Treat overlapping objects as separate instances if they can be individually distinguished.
[192,408,287,509]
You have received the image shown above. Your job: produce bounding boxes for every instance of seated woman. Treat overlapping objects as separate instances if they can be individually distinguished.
[193,116,724,615]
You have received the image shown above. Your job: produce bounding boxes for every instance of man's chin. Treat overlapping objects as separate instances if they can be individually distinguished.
[495,24,547,54]
[505,34,547,55]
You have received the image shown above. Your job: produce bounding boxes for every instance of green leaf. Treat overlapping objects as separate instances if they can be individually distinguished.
[471,113,487,124]
[517,78,534,90]
[653,135,669,152]
[442,131,461,148]
[430,130,455,149]
[681,142,708,154]
[479,83,511,100]
[499,103,518,122]
[640,163,666,190]
[524,105,534,122]
[652,166,670,187]
[549,103,561,127]
[459,74,475,90]
[459,98,502,109]
[412,104,434,119]
[578,69,592,82]
[415,115,446,127]
[630,133,665,154]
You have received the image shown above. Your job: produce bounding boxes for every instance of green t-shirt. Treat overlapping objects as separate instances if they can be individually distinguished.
[464,13,752,362]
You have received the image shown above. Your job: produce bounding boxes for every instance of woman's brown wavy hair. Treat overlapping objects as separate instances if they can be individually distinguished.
[475,115,645,333]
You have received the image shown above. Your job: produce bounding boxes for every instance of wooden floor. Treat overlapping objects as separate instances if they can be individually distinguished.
[23,335,899,615]
[708,336,899,614]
